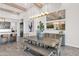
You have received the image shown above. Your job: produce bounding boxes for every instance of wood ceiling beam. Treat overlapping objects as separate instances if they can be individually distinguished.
[4,3,26,11]
[0,16,19,20]
[0,7,19,14]
[33,3,44,8]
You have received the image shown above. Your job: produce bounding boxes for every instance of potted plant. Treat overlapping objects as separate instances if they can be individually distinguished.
[37,21,44,32]
[37,21,44,40]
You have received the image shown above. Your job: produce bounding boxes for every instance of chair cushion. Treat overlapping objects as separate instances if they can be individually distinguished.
[42,38,59,47]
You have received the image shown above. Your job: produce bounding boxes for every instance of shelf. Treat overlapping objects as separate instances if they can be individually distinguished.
[46,19,65,31]
[46,19,65,23]
[43,30,65,34]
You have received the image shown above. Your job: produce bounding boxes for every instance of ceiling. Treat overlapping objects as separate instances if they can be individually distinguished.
[0,3,44,15]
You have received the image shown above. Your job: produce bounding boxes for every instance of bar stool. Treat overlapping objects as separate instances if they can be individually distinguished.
[1,34,9,44]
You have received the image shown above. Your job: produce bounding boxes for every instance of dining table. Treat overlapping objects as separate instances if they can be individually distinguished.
[26,36,59,48]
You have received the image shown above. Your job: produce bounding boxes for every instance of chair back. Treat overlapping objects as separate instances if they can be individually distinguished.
[57,31,63,56]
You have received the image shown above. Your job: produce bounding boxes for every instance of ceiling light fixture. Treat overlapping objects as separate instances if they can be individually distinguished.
[29,12,50,19]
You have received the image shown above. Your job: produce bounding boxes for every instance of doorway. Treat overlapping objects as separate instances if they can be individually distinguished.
[20,19,23,37]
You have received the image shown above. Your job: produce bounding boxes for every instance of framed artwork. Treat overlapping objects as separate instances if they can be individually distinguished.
[28,20,34,32]
[47,9,65,21]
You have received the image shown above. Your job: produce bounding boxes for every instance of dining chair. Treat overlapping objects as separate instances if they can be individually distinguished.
[48,31,63,56]
[55,31,63,56]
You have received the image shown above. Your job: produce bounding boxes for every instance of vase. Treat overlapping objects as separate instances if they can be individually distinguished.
[37,30,43,40]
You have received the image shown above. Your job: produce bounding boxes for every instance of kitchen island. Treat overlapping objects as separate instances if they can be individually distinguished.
[0,29,17,44]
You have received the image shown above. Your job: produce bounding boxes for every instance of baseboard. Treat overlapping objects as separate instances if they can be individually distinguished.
[65,43,79,48]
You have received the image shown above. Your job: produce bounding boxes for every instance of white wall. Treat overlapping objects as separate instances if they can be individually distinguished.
[19,3,62,37]
[61,3,79,48]
[41,3,62,12]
